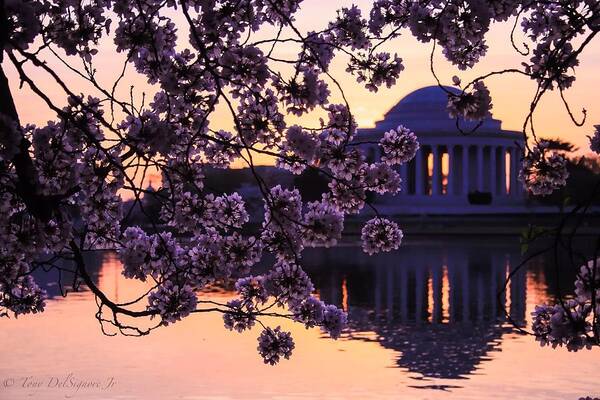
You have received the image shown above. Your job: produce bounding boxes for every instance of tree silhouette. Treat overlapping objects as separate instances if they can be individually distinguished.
[1,0,599,361]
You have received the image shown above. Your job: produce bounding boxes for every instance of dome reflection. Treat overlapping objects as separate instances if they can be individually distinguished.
[303,239,529,379]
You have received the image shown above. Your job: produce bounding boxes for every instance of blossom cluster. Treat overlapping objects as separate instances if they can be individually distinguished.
[519,141,569,196]
[346,53,405,92]
[148,282,198,326]
[119,227,181,281]
[2,0,598,363]
[531,301,594,352]
[0,275,46,317]
[361,218,403,255]
[379,126,420,166]
[257,326,295,365]
[223,299,257,333]
[447,81,493,122]
[302,201,345,247]
[532,259,599,352]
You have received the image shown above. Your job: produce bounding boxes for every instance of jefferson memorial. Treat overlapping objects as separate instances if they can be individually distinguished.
[360,86,528,214]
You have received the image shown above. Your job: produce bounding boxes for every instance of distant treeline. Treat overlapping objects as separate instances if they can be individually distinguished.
[123,166,332,227]
[532,155,600,207]
[123,155,600,227]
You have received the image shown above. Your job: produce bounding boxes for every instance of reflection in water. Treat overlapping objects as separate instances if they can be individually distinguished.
[302,239,531,379]
[3,237,599,400]
[32,252,104,299]
[33,239,548,381]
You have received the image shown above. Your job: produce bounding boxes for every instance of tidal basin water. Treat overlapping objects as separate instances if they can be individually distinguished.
[1,236,599,400]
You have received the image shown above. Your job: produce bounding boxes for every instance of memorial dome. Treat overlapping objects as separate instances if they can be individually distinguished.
[372,85,505,136]
[358,85,527,213]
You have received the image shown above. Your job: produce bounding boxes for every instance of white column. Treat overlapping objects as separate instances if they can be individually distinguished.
[514,146,523,197]
[400,163,409,195]
[462,145,470,195]
[415,149,424,196]
[489,146,496,196]
[509,147,518,197]
[432,146,442,196]
[498,146,506,196]
[448,145,455,195]
[477,145,484,192]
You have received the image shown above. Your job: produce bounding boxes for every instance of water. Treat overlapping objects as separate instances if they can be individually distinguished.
[1,237,599,400]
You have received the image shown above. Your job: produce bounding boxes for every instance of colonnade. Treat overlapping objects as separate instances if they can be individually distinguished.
[396,144,524,197]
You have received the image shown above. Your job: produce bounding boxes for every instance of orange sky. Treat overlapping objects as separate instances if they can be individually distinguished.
[6,0,600,165]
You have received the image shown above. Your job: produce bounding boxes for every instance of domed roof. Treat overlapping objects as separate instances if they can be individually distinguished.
[372,85,503,135]
[391,85,461,108]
